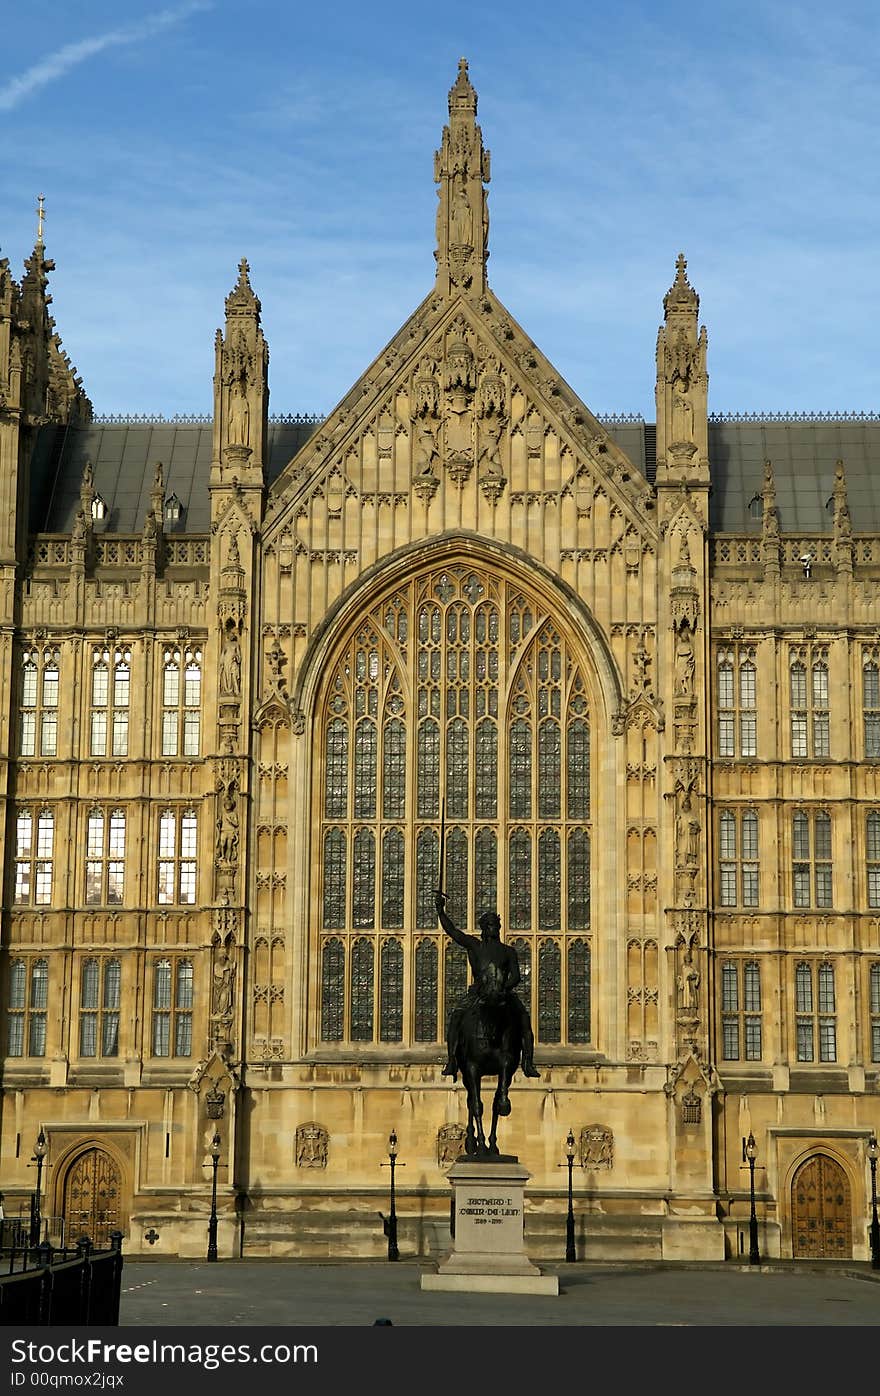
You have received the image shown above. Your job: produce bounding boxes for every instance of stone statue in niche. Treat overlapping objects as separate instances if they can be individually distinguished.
[677,945,700,1013]
[675,788,700,867]
[414,417,440,476]
[672,390,694,444]
[478,415,504,476]
[265,642,288,701]
[218,624,242,699]
[579,1124,614,1171]
[295,1122,329,1169]
[228,372,250,447]
[669,329,693,389]
[212,941,235,1018]
[674,627,695,698]
[450,175,474,246]
[216,783,239,865]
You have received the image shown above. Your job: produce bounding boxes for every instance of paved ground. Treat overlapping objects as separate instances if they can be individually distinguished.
[119,1259,880,1327]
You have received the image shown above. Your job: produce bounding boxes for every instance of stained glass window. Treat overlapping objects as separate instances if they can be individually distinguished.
[567,829,590,929]
[538,939,561,1042]
[414,939,438,1042]
[513,938,531,1014]
[538,830,561,929]
[322,830,346,928]
[325,719,348,818]
[416,829,438,928]
[509,830,531,930]
[567,939,590,1043]
[354,721,377,819]
[382,829,405,928]
[474,828,497,921]
[316,565,592,1048]
[446,828,468,930]
[352,829,376,928]
[509,719,532,819]
[444,942,468,1019]
[379,939,404,1042]
[350,937,374,1041]
[475,719,498,818]
[538,721,561,819]
[383,718,406,820]
[417,720,440,818]
[321,938,344,1040]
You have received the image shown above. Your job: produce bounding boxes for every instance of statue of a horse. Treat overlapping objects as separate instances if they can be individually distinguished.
[450,983,524,1156]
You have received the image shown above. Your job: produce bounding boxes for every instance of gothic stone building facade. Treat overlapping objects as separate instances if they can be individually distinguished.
[0,63,878,1261]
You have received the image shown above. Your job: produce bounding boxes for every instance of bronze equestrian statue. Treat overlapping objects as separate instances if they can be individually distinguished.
[435,890,539,1157]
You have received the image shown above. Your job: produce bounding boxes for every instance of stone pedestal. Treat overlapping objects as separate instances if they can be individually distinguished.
[421,1157,558,1296]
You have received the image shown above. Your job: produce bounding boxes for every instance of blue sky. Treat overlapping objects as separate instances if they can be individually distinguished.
[1,0,878,418]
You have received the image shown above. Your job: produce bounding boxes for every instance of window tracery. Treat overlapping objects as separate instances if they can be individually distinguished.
[315,564,592,1048]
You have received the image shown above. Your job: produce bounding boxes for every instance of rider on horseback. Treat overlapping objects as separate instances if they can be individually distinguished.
[435,891,540,1080]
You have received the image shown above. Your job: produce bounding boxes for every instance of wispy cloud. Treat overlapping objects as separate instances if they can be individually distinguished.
[0,1,211,112]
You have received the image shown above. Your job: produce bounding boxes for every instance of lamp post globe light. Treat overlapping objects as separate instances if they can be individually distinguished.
[30,1129,47,1248]
[745,1131,760,1265]
[206,1132,221,1263]
[868,1133,879,1270]
[564,1127,578,1261]
[385,1130,400,1262]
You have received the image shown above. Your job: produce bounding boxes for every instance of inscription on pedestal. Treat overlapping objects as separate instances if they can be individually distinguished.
[457,1191,523,1251]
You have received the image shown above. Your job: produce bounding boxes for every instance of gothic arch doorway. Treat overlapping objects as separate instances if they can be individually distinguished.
[791,1154,852,1259]
[62,1147,122,1248]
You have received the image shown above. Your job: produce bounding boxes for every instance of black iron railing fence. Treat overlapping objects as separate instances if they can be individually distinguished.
[0,1232,123,1325]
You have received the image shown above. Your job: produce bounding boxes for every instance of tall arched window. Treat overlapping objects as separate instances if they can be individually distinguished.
[315,563,593,1048]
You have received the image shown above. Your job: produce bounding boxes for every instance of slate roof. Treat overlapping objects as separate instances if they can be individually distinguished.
[28,420,318,534]
[26,416,880,537]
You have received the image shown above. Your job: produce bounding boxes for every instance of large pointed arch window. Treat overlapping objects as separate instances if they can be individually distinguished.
[316,563,593,1049]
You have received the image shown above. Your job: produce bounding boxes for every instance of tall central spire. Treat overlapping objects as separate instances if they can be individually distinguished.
[433,58,491,298]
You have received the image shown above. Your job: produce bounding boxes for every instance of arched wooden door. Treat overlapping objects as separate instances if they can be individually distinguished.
[62,1148,122,1248]
[791,1154,852,1259]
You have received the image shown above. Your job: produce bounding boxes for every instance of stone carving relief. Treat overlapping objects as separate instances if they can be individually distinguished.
[476,353,507,504]
[295,1123,329,1169]
[412,355,441,502]
[443,326,476,485]
[579,1124,614,1171]
[437,1123,468,1167]
[205,1085,225,1119]
[681,1088,702,1125]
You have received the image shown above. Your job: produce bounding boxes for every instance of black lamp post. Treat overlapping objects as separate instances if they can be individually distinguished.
[206,1132,221,1262]
[867,1133,879,1270]
[564,1127,578,1261]
[381,1130,401,1261]
[745,1130,760,1265]
[29,1130,47,1248]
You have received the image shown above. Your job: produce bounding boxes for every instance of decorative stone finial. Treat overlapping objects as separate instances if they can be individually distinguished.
[434,59,491,297]
[224,257,261,320]
[664,252,699,317]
